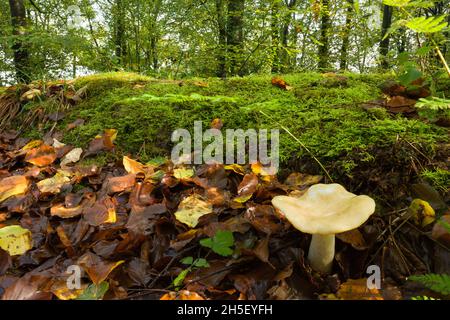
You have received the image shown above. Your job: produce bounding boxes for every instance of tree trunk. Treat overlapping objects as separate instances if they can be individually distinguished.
[271,0,281,73]
[280,0,297,73]
[379,5,393,69]
[215,0,227,78]
[227,0,245,76]
[115,0,125,66]
[339,0,353,70]
[9,0,30,83]
[317,0,331,70]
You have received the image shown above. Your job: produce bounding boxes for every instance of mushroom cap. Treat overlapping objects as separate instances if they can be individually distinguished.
[272,183,375,235]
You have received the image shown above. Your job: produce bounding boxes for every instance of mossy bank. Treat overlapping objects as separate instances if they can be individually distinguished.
[16,72,450,205]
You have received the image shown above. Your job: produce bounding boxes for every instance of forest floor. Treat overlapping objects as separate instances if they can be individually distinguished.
[0,72,448,300]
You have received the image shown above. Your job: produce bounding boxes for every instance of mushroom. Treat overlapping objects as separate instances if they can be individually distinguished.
[272,183,375,273]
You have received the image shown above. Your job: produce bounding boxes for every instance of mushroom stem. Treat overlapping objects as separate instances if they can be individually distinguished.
[307,234,335,273]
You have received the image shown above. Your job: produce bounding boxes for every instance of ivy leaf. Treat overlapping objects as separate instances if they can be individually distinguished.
[200,230,234,257]
[76,281,109,300]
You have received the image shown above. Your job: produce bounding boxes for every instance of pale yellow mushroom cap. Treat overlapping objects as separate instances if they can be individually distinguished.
[272,183,376,235]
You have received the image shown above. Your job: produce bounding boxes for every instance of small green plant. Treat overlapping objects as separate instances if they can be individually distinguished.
[76,281,109,300]
[172,230,234,289]
[199,230,235,257]
[409,274,450,295]
[416,97,450,110]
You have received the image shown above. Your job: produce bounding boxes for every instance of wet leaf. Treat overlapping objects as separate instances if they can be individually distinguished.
[174,194,213,228]
[84,197,117,226]
[336,229,368,250]
[123,156,145,174]
[0,225,32,256]
[174,167,194,180]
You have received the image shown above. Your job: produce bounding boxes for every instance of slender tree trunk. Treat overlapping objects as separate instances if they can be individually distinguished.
[9,0,30,83]
[115,0,125,66]
[215,0,227,78]
[227,0,245,76]
[280,0,297,73]
[317,0,331,70]
[271,0,281,73]
[379,5,393,69]
[339,0,353,70]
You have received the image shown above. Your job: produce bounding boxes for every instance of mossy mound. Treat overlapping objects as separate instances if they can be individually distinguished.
[16,72,449,205]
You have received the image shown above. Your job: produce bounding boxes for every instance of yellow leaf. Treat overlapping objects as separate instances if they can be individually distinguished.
[336,279,384,300]
[174,168,194,180]
[21,140,43,151]
[0,225,33,256]
[408,199,435,227]
[174,194,212,228]
[37,170,71,194]
[0,175,29,203]
[123,156,145,174]
[224,164,246,175]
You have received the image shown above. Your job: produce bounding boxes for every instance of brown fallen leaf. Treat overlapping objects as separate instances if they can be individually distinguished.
[160,290,205,300]
[24,144,57,167]
[84,129,117,157]
[84,197,117,227]
[78,252,124,285]
[0,175,29,203]
[271,77,293,91]
[336,229,368,250]
[233,173,258,203]
[37,170,71,194]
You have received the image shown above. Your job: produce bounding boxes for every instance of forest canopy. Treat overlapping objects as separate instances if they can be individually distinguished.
[1,0,450,84]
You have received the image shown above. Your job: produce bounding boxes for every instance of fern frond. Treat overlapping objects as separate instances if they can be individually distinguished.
[411,296,437,300]
[416,97,450,110]
[409,274,450,295]
[406,16,448,33]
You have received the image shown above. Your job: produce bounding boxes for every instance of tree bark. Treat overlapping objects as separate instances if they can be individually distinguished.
[115,0,125,66]
[215,0,227,78]
[227,0,245,76]
[317,0,331,70]
[9,0,30,83]
[271,0,281,73]
[339,0,353,70]
[379,4,393,69]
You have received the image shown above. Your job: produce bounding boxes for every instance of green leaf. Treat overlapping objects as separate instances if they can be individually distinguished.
[173,269,190,288]
[438,219,450,234]
[383,0,411,7]
[406,16,448,33]
[76,282,109,300]
[180,256,193,265]
[199,230,235,257]
[416,97,450,110]
[193,258,210,268]
[398,66,422,86]
[409,274,450,295]
[146,156,167,167]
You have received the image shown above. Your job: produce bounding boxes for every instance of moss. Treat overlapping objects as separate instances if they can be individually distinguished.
[420,168,450,193]
[18,71,449,180]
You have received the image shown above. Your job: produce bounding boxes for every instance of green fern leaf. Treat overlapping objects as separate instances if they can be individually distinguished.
[406,16,448,33]
[409,274,450,295]
[416,97,450,110]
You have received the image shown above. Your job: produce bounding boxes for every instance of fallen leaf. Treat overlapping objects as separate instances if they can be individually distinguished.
[78,252,124,285]
[336,229,368,250]
[37,170,71,194]
[336,278,383,300]
[0,225,33,256]
[84,197,117,226]
[160,290,205,300]
[24,144,57,167]
[271,77,293,90]
[123,156,146,174]
[61,148,83,167]
[0,175,29,203]
[233,174,258,203]
[175,194,213,228]
[408,199,435,227]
